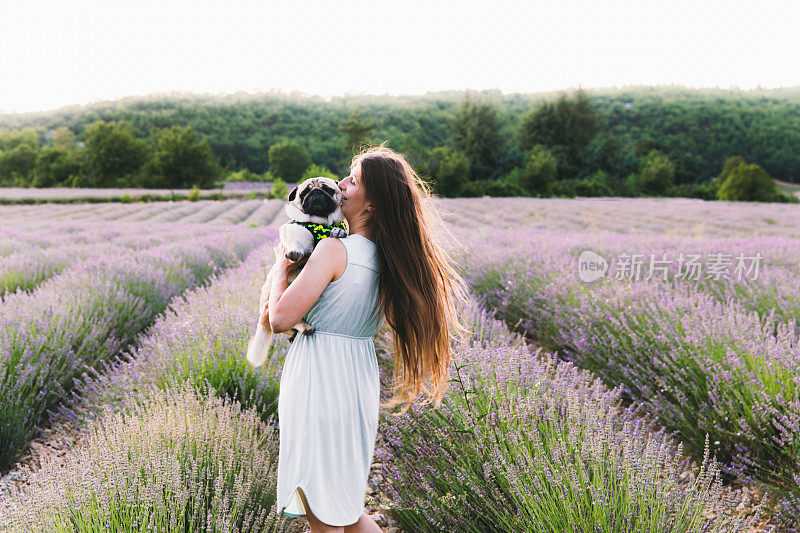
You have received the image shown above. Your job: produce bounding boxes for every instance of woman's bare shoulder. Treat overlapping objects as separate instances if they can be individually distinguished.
[310,237,347,281]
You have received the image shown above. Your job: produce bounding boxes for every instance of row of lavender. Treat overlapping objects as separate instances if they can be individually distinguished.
[0,222,269,298]
[0,223,266,472]
[452,224,800,526]
[0,198,285,227]
[0,242,295,532]
[1,240,755,531]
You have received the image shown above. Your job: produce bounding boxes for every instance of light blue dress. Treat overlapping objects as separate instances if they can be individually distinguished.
[276,233,384,527]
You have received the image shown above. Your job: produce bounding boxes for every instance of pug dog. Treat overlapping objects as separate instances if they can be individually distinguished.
[246,177,348,368]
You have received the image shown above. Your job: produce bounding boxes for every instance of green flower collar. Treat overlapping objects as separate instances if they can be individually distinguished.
[289,220,348,244]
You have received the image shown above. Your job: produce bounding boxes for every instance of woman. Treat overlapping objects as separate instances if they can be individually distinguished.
[265,145,470,532]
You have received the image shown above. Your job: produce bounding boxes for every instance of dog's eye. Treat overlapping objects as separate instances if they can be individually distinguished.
[321,185,336,195]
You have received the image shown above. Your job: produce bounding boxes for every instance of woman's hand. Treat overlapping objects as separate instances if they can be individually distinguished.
[273,242,294,273]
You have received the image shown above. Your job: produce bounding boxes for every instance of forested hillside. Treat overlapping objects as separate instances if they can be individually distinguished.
[1,86,799,199]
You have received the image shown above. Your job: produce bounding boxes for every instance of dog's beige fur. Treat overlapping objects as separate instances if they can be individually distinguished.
[246,177,347,368]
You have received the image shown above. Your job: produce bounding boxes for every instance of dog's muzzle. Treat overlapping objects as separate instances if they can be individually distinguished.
[303,189,336,217]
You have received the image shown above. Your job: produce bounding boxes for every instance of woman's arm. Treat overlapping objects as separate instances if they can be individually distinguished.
[268,237,346,334]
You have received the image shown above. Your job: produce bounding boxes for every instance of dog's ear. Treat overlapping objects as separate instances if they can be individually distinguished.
[288,186,298,202]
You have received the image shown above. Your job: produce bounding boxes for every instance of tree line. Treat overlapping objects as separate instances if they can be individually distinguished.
[1,86,799,202]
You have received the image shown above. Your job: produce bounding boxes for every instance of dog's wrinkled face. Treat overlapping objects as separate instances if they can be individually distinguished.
[288,177,343,217]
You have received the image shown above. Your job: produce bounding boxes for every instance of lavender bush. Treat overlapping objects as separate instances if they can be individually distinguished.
[375,300,758,532]
[80,240,287,427]
[0,381,294,532]
[0,227,265,471]
[458,228,800,526]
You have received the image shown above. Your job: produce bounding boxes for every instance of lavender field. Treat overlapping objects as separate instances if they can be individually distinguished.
[1,196,797,532]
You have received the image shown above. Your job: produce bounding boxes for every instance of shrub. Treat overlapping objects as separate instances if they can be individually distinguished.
[672,180,719,200]
[481,176,527,197]
[301,164,339,181]
[226,168,262,182]
[1,382,290,532]
[188,185,201,201]
[574,170,616,197]
[269,177,288,200]
[379,299,754,532]
[717,162,779,202]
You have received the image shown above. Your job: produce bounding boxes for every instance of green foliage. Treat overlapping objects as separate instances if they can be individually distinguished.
[518,88,605,181]
[0,127,39,151]
[269,177,288,199]
[426,146,470,197]
[301,163,339,181]
[671,180,720,200]
[51,126,76,151]
[452,93,506,181]
[225,168,262,182]
[268,140,311,182]
[627,149,675,196]
[0,143,38,184]
[339,110,375,153]
[580,132,638,181]
[519,145,557,196]
[84,120,149,187]
[718,155,746,181]
[574,170,617,197]
[717,162,779,202]
[32,146,84,187]
[120,193,132,203]
[481,175,528,197]
[149,125,220,190]
[187,185,201,202]
[4,87,800,195]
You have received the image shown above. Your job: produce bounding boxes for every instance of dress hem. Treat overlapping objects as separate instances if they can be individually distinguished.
[280,484,363,527]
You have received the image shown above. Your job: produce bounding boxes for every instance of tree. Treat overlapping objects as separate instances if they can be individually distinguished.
[51,127,77,151]
[339,110,374,153]
[627,149,675,196]
[0,127,39,151]
[0,144,38,184]
[84,120,149,187]
[518,88,604,180]
[427,146,469,197]
[32,146,83,187]
[519,145,557,196]
[149,125,221,190]
[452,94,505,181]
[717,155,746,181]
[268,140,311,182]
[717,163,778,202]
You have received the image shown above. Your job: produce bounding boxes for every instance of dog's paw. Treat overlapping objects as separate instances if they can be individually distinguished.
[286,249,305,262]
[302,325,316,336]
[330,227,347,239]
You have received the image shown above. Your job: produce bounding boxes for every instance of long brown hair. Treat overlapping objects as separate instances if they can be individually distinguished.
[353,145,471,415]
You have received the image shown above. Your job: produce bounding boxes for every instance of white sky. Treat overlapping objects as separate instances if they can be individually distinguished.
[1,0,799,113]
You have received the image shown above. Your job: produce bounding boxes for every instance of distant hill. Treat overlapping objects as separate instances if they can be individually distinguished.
[1,86,799,182]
